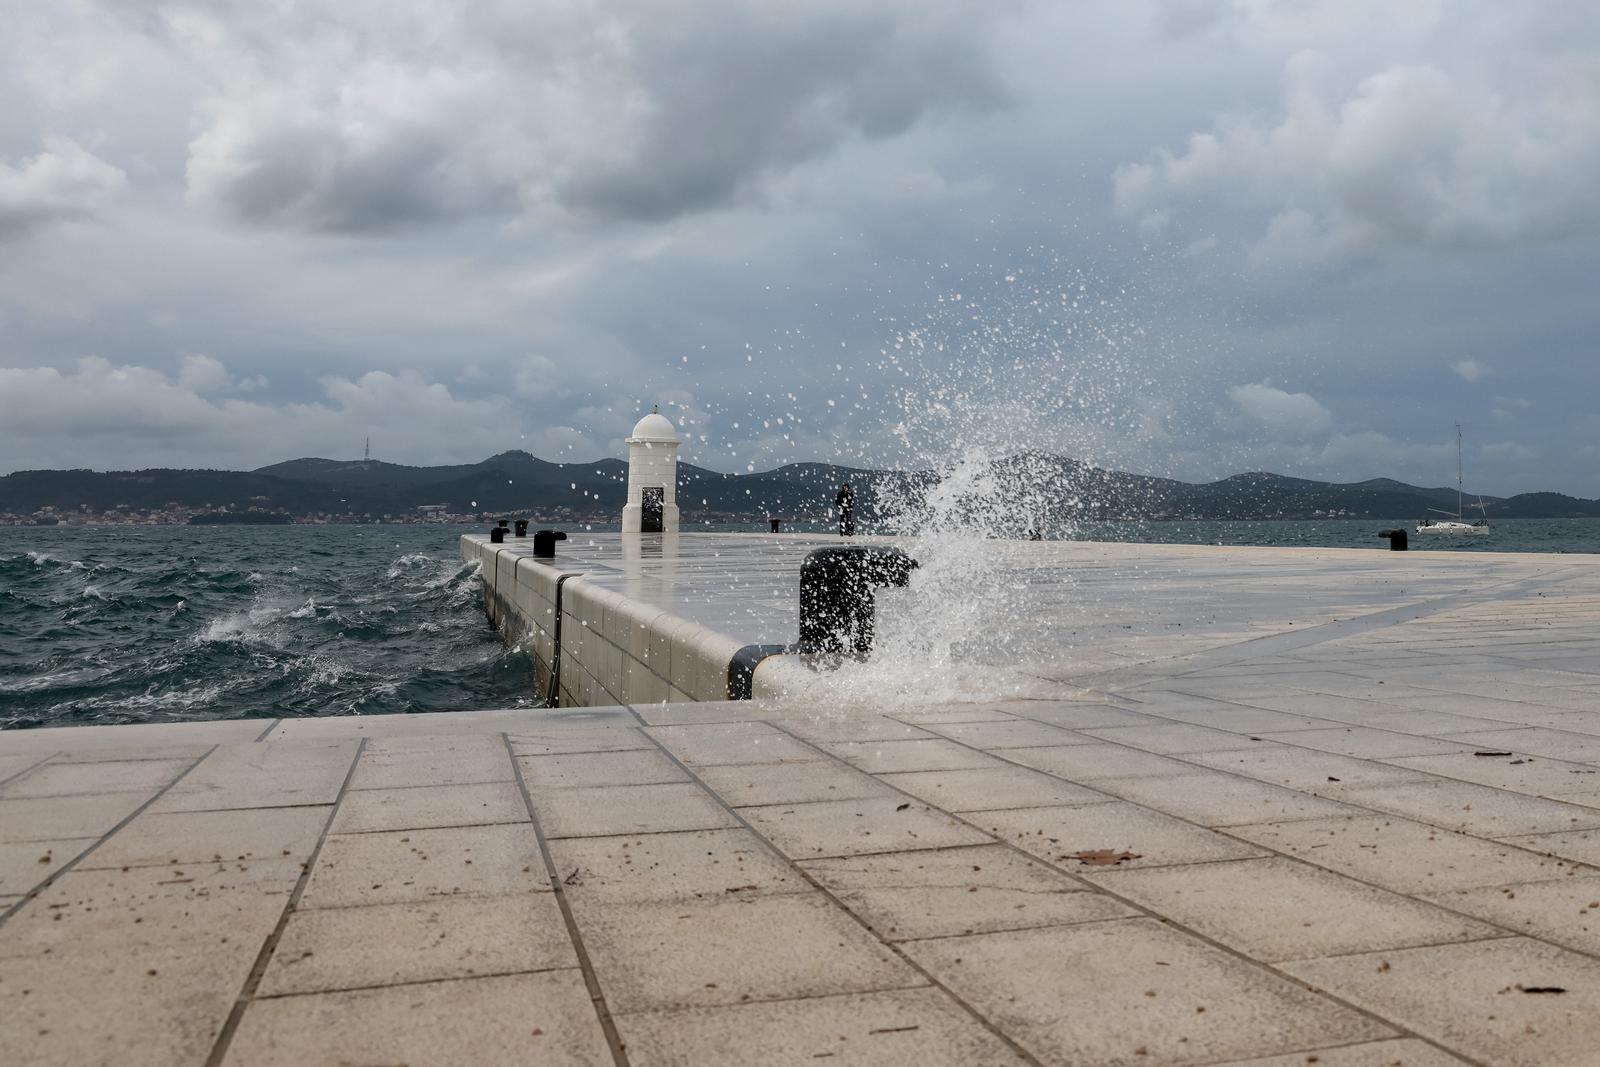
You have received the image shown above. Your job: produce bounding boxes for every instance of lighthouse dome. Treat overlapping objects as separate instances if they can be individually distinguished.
[629,408,678,443]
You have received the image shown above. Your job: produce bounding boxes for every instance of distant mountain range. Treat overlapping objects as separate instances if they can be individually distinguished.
[4,450,1599,525]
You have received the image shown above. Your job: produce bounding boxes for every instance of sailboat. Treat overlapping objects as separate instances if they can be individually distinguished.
[1416,423,1490,536]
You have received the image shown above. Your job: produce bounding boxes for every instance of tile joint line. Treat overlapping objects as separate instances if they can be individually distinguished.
[503,732,633,1067]
[202,736,369,1067]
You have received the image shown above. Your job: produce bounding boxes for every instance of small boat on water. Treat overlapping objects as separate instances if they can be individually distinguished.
[1416,423,1490,537]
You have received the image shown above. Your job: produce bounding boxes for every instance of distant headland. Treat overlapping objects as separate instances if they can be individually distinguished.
[2,450,1597,527]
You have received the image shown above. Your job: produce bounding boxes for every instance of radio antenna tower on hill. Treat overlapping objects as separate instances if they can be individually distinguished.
[364,437,370,461]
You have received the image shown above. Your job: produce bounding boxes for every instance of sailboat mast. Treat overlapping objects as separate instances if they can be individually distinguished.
[1455,422,1462,518]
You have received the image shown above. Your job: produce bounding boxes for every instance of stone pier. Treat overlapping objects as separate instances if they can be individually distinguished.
[4,537,1600,1066]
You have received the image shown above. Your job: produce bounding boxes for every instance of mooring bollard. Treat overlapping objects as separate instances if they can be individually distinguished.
[514,519,529,538]
[489,526,506,544]
[798,545,918,657]
[533,529,567,558]
[769,518,782,533]
[1378,528,1409,551]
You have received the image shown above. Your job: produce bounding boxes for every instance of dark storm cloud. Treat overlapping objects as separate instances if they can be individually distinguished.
[563,4,1011,221]
[144,0,1016,233]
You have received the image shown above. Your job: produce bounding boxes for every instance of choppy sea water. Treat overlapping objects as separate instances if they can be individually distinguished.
[0,525,535,730]
[3,518,1597,731]
[1062,517,1600,552]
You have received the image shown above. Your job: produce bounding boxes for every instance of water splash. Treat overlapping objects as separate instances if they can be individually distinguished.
[771,265,1178,707]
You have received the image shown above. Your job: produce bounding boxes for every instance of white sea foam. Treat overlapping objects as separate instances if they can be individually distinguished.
[76,684,226,713]
[386,552,437,579]
[81,584,109,601]
[422,558,479,592]
[26,550,55,566]
[300,656,354,689]
[0,667,108,693]
[197,603,284,644]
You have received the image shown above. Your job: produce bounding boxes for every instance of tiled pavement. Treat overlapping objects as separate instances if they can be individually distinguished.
[3,547,1600,1064]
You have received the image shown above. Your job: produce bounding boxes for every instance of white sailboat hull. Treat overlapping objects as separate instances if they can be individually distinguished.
[1415,521,1490,536]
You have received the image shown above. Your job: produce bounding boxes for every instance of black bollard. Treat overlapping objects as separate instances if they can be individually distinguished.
[769,518,782,533]
[798,545,918,657]
[533,529,567,558]
[489,526,506,544]
[514,519,529,538]
[1378,528,1409,551]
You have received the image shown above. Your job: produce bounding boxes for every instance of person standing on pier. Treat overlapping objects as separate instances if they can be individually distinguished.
[835,482,855,537]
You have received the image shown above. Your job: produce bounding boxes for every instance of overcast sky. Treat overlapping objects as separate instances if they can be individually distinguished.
[3,1,1598,496]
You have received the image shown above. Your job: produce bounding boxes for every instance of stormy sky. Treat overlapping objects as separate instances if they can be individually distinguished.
[3,1,1598,496]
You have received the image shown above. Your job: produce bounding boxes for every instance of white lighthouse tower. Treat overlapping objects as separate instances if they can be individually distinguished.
[621,406,680,534]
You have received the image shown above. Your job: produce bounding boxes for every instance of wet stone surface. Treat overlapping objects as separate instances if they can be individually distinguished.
[4,538,1600,1064]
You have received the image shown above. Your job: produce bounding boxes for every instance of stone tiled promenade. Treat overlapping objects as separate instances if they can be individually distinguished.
[4,542,1600,1066]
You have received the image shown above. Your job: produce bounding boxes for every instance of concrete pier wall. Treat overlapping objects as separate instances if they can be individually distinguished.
[461,534,746,706]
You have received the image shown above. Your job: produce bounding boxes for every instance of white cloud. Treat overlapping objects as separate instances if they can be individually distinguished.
[176,353,229,393]
[1114,43,1600,266]
[1309,431,1452,477]
[1451,359,1487,383]
[1490,396,1534,422]
[1228,382,1332,437]
[0,137,126,238]
[0,358,522,470]
[1481,440,1541,463]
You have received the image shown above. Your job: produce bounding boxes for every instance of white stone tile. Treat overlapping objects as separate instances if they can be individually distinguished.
[821,739,1002,774]
[1282,938,1600,1067]
[152,740,357,812]
[1089,771,1358,827]
[1006,743,1205,781]
[0,758,192,799]
[329,782,529,834]
[694,759,896,807]
[0,838,95,897]
[536,782,737,838]
[550,827,806,903]
[301,823,548,909]
[878,766,1112,812]
[224,971,611,1067]
[259,892,577,996]
[81,806,330,870]
[1227,815,1584,894]
[739,795,991,858]
[903,918,1391,1066]
[0,791,151,844]
[574,892,916,1012]
[977,801,1266,871]
[1092,856,1499,961]
[615,987,1032,1066]
[646,722,818,766]
[801,843,1136,940]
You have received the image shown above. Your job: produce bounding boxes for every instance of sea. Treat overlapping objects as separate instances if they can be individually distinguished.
[3,517,1598,731]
